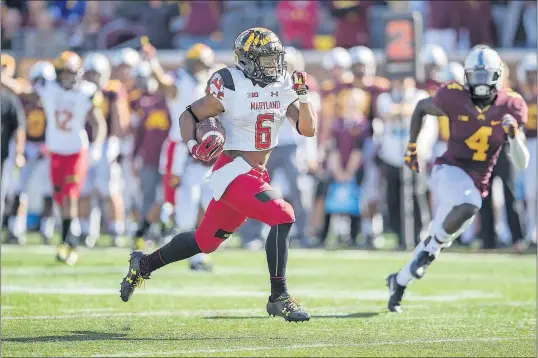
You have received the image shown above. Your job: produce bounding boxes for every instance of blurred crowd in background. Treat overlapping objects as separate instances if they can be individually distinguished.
[1,0,536,254]
[2,0,537,54]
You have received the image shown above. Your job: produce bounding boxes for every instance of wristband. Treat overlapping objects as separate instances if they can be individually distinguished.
[187,140,198,154]
[298,94,309,104]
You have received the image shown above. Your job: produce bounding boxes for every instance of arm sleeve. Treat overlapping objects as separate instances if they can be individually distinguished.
[205,69,235,112]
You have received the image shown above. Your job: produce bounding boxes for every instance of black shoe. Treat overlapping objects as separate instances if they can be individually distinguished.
[266,293,310,322]
[120,251,150,302]
[386,273,406,313]
[410,250,436,279]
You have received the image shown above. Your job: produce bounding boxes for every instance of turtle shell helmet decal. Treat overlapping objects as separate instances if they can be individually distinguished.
[233,28,286,84]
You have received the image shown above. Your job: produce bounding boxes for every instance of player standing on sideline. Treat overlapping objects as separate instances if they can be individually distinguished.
[417,44,447,96]
[348,46,389,249]
[36,51,107,265]
[120,28,317,322]
[6,62,56,245]
[79,53,129,247]
[387,47,529,313]
[137,41,215,271]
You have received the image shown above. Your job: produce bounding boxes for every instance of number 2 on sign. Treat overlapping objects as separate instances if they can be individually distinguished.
[55,110,74,132]
[465,126,492,161]
[255,113,274,150]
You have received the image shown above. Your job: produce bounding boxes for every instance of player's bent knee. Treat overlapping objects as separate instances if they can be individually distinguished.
[264,199,296,226]
[443,203,479,234]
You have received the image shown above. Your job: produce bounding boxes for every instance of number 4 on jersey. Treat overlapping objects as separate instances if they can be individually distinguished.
[255,113,274,150]
[465,126,492,161]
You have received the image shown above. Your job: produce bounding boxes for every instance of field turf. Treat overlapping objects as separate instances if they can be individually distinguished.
[1,235,536,357]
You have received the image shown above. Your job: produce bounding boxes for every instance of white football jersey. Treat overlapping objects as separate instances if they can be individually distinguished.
[36,80,98,154]
[206,67,298,151]
[167,69,207,143]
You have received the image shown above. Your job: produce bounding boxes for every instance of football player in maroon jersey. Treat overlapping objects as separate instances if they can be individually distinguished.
[387,47,530,313]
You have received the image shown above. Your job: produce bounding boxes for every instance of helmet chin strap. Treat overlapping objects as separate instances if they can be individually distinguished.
[470,86,497,107]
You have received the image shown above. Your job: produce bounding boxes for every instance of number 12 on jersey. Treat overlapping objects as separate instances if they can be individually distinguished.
[255,113,275,150]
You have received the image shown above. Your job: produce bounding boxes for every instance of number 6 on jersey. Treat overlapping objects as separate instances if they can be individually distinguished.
[255,113,275,150]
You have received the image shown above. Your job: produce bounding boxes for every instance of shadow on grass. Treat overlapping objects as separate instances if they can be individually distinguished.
[3,330,283,343]
[204,312,380,320]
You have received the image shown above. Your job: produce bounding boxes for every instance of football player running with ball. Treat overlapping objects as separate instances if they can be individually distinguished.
[387,47,530,313]
[120,28,317,322]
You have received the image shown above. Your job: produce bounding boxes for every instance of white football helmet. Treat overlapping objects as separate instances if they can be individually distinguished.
[440,62,465,85]
[516,53,537,87]
[322,47,352,70]
[83,53,111,88]
[464,47,504,98]
[112,47,141,68]
[420,44,448,67]
[284,46,305,73]
[29,61,56,82]
[349,46,376,77]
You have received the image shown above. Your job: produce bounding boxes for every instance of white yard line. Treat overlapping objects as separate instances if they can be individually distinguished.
[95,337,536,357]
[0,285,501,302]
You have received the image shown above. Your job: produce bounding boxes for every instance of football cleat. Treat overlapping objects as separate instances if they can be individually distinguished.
[66,250,78,266]
[386,273,406,313]
[410,250,436,279]
[120,251,150,302]
[56,244,69,262]
[266,294,310,322]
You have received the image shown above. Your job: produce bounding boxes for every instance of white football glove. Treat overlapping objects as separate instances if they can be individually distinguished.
[502,114,518,138]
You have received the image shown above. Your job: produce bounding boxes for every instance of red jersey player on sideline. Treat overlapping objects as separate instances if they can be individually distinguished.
[36,51,107,265]
[120,28,317,322]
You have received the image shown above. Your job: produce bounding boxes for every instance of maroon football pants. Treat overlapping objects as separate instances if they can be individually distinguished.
[194,154,295,253]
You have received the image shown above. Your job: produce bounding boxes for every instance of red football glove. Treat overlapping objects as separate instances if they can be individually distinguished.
[404,142,419,172]
[189,136,223,162]
[292,70,309,96]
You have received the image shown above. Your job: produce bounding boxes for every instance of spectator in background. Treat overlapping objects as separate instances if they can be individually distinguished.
[330,0,370,48]
[1,0,26,49]
[277,1,318,49]
[501,0,537,48]
[457,0,497,49]
[221,2,279,46]
[424,1,459,53]
[116,0,179,50]
[174,0,222,50]
[48,0,86,26]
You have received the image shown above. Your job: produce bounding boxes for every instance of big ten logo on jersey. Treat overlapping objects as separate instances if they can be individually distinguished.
[27,109,46,138]
[145,110,170,131]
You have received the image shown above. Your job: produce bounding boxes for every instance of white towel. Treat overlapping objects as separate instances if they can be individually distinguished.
[208,156,252,200]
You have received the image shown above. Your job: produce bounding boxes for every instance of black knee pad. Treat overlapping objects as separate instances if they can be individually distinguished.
[444,203,479,234]
[455,203,480,222]
[42,196,54,217]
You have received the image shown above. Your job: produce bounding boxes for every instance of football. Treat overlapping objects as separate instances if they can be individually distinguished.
[195,117,226,143]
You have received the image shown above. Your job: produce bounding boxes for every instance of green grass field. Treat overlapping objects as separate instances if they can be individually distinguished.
[1,235,536,357]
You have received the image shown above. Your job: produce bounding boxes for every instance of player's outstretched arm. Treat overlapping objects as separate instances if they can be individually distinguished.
[288,71,317,137]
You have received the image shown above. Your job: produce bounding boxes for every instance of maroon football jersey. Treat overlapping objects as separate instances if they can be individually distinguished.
[20,92,46,142]
[331,117,369,168]
[433,82,528,197]
[132,93,171,168]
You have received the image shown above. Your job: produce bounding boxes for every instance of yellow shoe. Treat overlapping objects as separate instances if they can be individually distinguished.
[66,250,78,266]
[134,237,145,251]
[56,244,69,262]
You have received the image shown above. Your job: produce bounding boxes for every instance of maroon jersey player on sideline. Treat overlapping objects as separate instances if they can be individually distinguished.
[119,28,317,322]
[386,47,530,313]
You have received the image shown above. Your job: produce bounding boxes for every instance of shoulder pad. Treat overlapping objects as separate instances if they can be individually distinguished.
[210,68,235,91]
[445,82,464,91]
[105,79,123,93]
